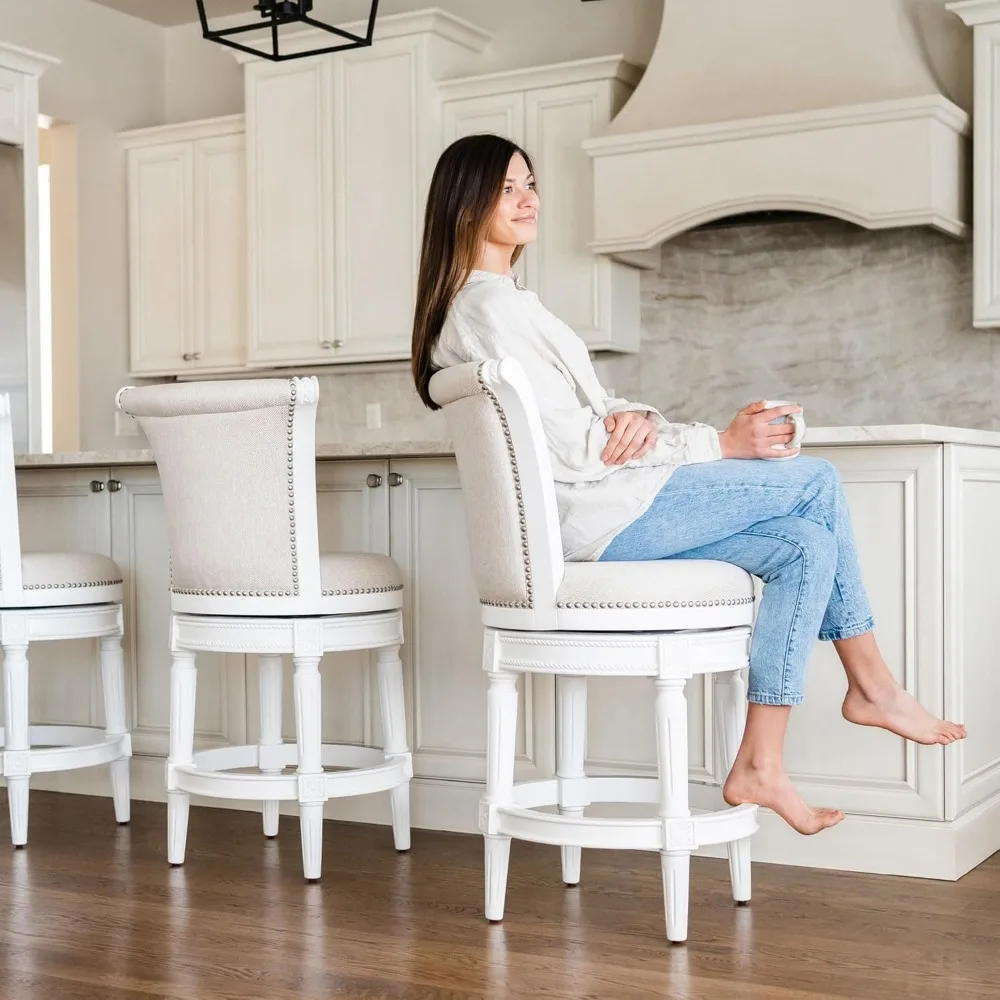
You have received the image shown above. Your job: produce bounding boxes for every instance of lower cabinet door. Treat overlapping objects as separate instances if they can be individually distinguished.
[388,458,555,783]
[110,467,246,756]
[785,445,944,820]
[15,468,112,730]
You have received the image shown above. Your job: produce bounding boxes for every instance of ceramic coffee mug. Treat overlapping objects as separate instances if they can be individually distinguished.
[762,399,805,459]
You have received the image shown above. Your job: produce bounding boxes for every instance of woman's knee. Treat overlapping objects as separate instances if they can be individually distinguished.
[760,517,838,580]
[796,455,841,487]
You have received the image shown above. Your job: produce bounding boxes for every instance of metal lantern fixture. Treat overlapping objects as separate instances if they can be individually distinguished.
[196,1,380,62]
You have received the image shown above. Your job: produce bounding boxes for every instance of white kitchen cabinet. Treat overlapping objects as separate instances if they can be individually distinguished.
[950,2,1000,328]
[241,11,490,367]
[439,57,645,353]
[0,66,26,147]
[15,470,112,730]
[122,116,247,376]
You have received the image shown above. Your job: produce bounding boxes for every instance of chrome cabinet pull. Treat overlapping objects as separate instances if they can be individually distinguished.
[107,479,123,493]
[366,473,383,488]
[387,472,404,487]
[90,480,105,493]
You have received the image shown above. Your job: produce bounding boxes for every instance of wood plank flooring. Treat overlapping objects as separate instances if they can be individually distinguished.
[0,791,996,999]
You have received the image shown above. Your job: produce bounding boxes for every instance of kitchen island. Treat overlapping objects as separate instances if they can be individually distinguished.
[13,424,1000,880]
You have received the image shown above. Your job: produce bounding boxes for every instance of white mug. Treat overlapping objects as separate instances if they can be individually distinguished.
[762,399,805,459]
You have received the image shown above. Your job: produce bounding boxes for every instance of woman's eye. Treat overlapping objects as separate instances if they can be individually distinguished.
[504,185,513,194]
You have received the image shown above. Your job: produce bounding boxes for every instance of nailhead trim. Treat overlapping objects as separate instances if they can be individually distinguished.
[322,584,403,596]
[475,366,533,611]
[556,596,755,610]
[24,578,122,591]
[287,380,299,597]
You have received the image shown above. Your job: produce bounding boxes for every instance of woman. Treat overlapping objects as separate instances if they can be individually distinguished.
[411,134,966,836]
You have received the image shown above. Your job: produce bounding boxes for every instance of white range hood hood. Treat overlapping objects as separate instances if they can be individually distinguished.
[584,0,971,254]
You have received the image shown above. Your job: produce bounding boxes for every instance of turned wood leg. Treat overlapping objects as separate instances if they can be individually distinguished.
[656,677,691,944]
[258,655,284,839]
[293,655,324,882]
[3,642,30,847]
[100,632,131,825]
[167,649,196,867]
[376,644,411,852]
[483,670,518,923]
[556,674,588,887]
[715,669,752,904]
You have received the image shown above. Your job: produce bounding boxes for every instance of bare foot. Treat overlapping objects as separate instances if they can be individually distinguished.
[842,685,966,745]
[723,763,844,835]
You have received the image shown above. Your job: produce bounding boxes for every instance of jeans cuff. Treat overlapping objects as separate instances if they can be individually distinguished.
[747,691,805,707]
[818,617,875,642]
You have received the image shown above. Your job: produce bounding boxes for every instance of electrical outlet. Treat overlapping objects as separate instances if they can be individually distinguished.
[365,402,382,430]
[115,410,139,437]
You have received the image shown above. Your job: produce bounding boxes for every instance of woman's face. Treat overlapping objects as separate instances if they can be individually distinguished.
[486,153,538,250]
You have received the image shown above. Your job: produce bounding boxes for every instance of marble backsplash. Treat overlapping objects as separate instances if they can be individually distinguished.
[313,218,1000,443]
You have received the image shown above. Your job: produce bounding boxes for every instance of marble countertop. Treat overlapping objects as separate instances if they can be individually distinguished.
[13,424,1000,468]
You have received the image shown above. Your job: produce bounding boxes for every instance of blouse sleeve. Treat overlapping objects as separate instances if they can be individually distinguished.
[459,293,721,482]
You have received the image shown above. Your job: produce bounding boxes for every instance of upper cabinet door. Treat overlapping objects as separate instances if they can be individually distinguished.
[524,80,640,353]
[0,67,24,146]
[442,91,525,145]
[245,58,336,365]
[193,131,247,370]
[126,142,194,374]
[329,39,426,363]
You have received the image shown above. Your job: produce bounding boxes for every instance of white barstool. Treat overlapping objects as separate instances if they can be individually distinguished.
[429,359,759,943]
[116,377,412,882]
[0,394,131,846]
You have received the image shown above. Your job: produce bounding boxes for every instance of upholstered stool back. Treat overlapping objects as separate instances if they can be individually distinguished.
[428,359,564,630]
[116,377,323,616]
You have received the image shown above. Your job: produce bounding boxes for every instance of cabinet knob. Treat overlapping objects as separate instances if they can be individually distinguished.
[182,353,193,361]
[387,472,404,487]
[90,480,105,493]
[107,479,123,493]
[366,473,383,488]
[320,341,344,350]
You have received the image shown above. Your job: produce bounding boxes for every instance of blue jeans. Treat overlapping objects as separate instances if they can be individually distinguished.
[599,456,874,706]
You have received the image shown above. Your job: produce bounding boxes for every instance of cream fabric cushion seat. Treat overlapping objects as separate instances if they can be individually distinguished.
[551,558,755,631]
[12,552,124,608]
[318,552,403,613]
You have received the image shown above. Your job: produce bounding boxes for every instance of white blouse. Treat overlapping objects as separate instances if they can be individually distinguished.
[431,270,722,561]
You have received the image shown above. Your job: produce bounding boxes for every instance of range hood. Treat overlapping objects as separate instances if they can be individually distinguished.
[583,0,971,253]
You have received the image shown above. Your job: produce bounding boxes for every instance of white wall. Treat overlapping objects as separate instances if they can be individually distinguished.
[0,0,165,452]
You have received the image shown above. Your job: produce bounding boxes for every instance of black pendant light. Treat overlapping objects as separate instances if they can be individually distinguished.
[196,1,380,62]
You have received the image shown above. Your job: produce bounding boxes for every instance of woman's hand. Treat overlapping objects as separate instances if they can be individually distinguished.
[719,401,801,459]
[602,411,657,465]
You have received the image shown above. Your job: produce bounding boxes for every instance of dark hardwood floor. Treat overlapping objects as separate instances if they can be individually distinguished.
[0,791,996,999]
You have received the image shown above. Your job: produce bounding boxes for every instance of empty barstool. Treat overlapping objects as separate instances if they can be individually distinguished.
[116,377,411,881]
[0,394,130,846]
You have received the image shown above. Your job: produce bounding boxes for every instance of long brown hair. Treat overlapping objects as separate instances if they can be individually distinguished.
[411,134,534,410]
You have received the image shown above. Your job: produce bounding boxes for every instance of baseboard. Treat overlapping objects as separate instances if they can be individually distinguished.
[21,756,1000,881]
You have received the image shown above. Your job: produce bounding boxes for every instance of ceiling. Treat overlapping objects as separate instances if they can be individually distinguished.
[88,0,256,27]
